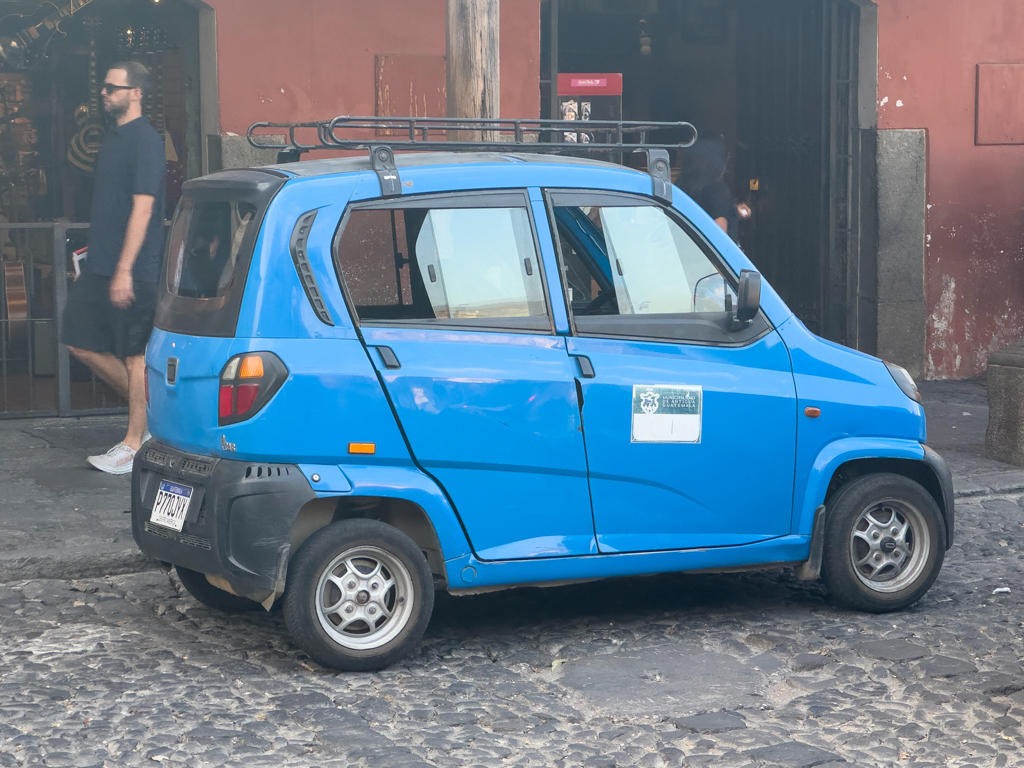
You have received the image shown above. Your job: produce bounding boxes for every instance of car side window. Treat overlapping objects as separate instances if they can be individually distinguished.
[335,202,550,331]
[551,196,765,344]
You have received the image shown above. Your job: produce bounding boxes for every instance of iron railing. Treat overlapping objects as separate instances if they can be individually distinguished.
[0,222,123,417]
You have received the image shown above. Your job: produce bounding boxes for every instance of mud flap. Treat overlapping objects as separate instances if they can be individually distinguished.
[797,504,827,581]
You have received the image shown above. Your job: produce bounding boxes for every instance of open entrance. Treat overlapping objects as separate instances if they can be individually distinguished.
[542,0,872,349]
[0,0,203,415]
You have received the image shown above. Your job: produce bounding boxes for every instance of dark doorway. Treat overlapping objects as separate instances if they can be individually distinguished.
[545,0,866,347]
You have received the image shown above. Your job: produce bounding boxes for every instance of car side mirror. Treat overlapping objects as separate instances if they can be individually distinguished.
[733,269,761,328]
[693,273,734,312]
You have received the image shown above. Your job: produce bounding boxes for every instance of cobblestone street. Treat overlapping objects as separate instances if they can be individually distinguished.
[1,488,1022,768]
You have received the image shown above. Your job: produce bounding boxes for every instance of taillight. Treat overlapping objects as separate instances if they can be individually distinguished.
[218,352,288,426]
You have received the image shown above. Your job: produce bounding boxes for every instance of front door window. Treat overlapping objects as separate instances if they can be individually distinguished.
[553,198,754,344]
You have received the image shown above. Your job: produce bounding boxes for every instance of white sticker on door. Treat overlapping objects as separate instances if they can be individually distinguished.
[631,385,703,443]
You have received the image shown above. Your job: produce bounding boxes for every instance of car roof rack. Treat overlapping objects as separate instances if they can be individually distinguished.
[246,116,697,202]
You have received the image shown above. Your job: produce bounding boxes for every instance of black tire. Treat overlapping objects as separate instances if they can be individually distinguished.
[283,519,434,671]
[821,473,946,613]
[175,566,262,613]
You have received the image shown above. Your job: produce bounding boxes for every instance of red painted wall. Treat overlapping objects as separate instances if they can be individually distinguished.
[204,0,541,134]
[877,0,1024,379]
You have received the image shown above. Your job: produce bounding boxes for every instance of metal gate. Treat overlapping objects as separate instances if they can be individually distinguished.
[736,0,861,345]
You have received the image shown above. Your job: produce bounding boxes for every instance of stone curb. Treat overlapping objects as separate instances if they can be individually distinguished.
[954,479,1024,500]
[0,550,161,585]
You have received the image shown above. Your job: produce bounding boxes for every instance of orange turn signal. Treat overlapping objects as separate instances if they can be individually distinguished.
[348,442,376,455]
[804,407,821,418]
[239,355,264,379]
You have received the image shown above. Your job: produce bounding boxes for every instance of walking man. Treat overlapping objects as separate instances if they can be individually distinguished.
[63,61,166,474]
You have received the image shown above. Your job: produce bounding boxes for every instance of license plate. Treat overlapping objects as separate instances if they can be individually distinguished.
[150,480,195,532]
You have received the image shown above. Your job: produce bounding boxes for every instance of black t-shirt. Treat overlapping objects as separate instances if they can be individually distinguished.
[86,116,167,283]
[691,179,739,242]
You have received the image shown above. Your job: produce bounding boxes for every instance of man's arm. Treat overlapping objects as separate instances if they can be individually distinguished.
[110,193,155,309]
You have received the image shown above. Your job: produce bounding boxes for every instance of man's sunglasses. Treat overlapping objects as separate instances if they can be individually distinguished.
[100,83,136,94]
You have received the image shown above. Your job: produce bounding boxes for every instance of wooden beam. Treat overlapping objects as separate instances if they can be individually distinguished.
[446,0,500,141]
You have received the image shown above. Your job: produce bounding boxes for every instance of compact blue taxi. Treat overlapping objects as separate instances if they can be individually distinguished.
[133,118,953,671]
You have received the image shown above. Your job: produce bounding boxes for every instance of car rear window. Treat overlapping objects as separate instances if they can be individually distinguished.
[155,170,285,338]
[166,199,259,299]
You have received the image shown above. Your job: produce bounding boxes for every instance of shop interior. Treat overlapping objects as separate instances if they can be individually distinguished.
[0,0,200,415]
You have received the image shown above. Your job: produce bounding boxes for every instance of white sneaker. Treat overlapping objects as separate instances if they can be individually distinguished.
[142,430,152,444]
[87,443,137,475]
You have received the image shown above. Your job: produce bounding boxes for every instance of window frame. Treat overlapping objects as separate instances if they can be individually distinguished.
[332,190,557,335]
[544,189,774,347]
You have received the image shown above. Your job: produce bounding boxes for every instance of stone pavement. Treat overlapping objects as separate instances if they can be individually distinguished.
[2,483,1024,767]
[3,379,1024,767]
[0,378,1019,584]
[0,415,143,583]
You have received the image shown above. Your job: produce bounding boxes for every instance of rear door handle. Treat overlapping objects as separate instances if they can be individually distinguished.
[374,346,401,370]
[572,354,595,378]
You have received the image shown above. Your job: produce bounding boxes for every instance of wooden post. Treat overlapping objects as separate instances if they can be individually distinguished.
[446,0,500,142]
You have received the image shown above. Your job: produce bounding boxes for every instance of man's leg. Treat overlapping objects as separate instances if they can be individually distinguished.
[123,354,147,451]
[66,345,130,399]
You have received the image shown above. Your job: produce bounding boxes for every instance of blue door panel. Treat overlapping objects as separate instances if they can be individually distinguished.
[568,332,797,552]
[360,326,597,559]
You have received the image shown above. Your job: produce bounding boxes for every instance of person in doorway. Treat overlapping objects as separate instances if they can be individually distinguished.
[677,137,740,241]
[62,61,167,475]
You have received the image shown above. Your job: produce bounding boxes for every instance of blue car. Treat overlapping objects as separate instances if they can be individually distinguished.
[132,125,953,671]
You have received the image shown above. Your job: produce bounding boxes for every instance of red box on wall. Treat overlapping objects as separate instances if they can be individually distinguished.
[556,73,623,144]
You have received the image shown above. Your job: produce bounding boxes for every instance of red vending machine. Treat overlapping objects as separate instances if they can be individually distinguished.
[557,73,623,143]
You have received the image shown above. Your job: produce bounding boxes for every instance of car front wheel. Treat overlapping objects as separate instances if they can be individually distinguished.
[283,519,434,671]
[821,473,945,613]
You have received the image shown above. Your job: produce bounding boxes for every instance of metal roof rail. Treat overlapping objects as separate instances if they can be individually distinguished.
[246,116,697,201]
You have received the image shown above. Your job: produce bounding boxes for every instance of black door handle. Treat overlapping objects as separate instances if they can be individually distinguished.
[572,354,596,378]
[375,346,401,370]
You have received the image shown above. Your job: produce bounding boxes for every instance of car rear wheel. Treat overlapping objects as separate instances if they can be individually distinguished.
[283,519,434,671]
[175,566,262,613]
[821,473,945,613]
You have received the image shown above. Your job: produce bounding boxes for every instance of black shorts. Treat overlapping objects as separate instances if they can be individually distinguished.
[62,272,157,360]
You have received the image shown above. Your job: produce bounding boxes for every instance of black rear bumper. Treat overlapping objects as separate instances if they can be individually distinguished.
[131,440,316,600]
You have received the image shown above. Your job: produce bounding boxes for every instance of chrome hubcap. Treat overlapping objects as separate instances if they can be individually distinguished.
[849,498,930,593]
[314,546,413,650]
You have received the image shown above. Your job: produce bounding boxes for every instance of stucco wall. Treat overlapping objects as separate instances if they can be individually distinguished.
[203,0,541,133]
[876,0,1024,379]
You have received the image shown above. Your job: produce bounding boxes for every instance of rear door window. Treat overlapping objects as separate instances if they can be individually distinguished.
[334,193,550,332]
